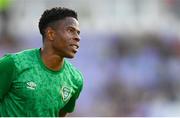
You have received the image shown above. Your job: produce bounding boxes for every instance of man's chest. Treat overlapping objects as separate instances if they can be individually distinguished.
[10,68,75,109]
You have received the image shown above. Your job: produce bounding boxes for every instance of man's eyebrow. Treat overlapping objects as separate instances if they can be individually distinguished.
[67,26,80,34]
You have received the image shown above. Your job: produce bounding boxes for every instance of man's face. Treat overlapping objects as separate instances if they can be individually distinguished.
[50,17,80,58]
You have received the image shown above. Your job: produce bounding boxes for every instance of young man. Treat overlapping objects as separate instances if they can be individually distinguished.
[0,7,83,117]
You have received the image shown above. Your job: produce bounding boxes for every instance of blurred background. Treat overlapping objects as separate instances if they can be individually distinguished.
[1,0,180,116]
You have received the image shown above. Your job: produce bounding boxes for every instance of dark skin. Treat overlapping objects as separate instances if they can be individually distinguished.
[40,17,80,117]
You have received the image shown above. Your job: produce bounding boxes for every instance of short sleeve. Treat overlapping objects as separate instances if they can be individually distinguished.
[0,55,15,101]
[61,72,83,113]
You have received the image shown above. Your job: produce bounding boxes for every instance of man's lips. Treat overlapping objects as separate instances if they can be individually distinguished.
[70,44,79,49]
[70,44,79,52]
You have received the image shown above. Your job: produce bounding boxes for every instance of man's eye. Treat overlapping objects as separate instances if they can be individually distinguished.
[68,29,73,33]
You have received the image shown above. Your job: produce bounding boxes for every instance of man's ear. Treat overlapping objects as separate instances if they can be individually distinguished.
[46,27,55,41]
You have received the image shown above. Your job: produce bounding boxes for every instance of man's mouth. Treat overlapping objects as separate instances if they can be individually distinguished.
[70,44,79,52]
[72,45,79,49]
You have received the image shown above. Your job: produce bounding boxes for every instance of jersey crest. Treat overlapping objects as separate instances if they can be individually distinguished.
[61,86,72,101]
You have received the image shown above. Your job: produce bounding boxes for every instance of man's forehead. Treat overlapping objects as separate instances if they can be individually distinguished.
[59,17,79,27]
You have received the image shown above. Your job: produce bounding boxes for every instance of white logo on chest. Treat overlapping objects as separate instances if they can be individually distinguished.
[61,86,72,101]
[26,81,37,90]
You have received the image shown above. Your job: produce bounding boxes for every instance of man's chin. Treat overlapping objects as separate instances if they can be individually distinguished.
[65,54,75,59]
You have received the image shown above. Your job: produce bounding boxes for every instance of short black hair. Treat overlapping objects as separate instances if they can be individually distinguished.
[38,7,78,38]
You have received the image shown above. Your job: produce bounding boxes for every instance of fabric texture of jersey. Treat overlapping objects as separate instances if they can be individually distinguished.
[0,48,83,117]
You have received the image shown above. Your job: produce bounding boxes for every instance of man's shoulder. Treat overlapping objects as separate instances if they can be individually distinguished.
[0,54,14,66]
[10,48,38,60]
[65,60,82,75]
[0,48,37,64]
[64,60,84,83]
[9,48,39,69]
[13,48,38,57]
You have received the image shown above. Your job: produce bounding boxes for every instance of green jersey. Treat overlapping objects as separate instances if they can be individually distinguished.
[0,48,83,117]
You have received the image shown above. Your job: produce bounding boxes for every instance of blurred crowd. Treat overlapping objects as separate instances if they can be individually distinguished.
[1,0,180,116]
[97,32,180,116]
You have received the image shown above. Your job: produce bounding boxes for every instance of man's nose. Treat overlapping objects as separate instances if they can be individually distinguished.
[74,34,80,42]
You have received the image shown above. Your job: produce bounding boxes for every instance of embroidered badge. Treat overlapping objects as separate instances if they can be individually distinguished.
[61,86,72,101]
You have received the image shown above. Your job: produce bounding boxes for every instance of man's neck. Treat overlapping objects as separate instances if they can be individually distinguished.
[40,48,64,71]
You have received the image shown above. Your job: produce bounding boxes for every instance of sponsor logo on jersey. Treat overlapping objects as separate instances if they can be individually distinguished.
[26,81,36,90]
[61,86,72,101]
